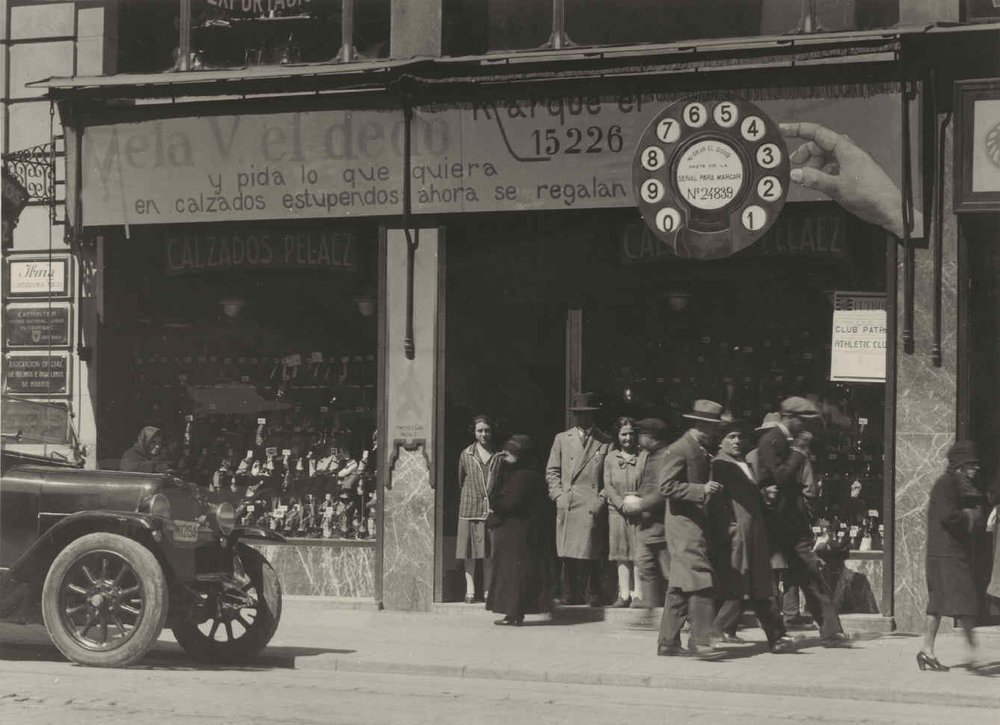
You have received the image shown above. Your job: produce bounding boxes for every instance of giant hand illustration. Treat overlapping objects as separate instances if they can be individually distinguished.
[780,121,922,239]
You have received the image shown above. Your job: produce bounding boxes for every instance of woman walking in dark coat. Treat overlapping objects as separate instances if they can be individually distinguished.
[918,440,986,671]
[486,435,555,626]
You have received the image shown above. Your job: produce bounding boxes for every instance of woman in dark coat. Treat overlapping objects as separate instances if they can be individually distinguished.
[120,426,172,473]
[486,435,556,626]
[918,440,986,671]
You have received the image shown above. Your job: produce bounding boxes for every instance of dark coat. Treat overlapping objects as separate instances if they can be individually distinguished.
[486,461,555,616]
[635,443,669,544]
[120,426,171,474]
[659,430,715,593]
[708,454,774,601]
[754,426,812,545]
[926,471,984,560]
[545,428,612,559]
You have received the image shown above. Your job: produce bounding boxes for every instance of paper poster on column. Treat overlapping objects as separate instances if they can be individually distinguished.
[830,292,887,383]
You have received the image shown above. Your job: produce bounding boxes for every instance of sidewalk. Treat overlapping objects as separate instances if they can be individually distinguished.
[216,597,1000,709]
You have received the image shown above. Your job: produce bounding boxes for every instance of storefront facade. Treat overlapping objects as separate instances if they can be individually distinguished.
[5,1,1000,631]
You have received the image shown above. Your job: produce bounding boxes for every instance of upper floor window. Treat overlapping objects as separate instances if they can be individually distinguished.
[117,0,389,74]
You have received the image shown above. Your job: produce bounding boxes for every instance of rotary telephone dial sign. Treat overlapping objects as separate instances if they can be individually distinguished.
[632,99,790,260]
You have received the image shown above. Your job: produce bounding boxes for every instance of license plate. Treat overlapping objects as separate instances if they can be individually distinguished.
[172,520,200,543]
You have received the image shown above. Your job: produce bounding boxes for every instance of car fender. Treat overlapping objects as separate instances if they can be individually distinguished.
[228,527,286,546]
[4,511,165,585]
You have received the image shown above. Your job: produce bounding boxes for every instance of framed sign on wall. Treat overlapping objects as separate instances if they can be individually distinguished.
[955,79,1000,213]
[2,253,73,299]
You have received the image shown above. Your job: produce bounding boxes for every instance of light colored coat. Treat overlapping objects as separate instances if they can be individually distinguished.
[546,428,612,560]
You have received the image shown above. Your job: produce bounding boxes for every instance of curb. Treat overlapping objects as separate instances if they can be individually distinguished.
[296,654,1000,709]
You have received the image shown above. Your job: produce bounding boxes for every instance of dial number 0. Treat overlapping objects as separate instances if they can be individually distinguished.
[655,207,682,233]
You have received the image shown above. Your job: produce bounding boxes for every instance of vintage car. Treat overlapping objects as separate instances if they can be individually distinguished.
[0,397,284,667]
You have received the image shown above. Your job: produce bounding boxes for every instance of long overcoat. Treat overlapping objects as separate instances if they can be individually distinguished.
[486,461,555,616]
[603,449,646,561]
[658,430,715,593]
[708,453,774,601]
[546,428,612,560]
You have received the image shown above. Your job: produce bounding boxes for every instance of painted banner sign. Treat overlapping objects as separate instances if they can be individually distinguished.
[3,352,71,395]
[81,93,910,226]
[830,292,887,384]
[3,303,72,347]
[164,227,357,275]
[621,204,854,264]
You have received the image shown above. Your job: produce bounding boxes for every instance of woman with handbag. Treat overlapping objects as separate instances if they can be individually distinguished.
[486,435,556,626]
[456,415,501,603]
[601,417,645,608]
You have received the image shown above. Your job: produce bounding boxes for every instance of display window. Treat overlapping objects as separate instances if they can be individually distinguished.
[443,205,888,580]
[98,222,379,542]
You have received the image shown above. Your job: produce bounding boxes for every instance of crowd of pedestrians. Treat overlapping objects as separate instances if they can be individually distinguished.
[456,395,1000,666]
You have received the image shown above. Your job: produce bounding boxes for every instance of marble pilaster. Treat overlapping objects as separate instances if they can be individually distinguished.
[382,445,435,610]
[252,542,375,598]
[893,120,959,632]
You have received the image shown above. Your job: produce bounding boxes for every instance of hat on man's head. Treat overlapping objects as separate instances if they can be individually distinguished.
[946,440,980,467]
[567,392,601,412]
[682,399,725,424]
[779,396,821,419]
[756,411,781,433]
[503,434,535,456]
[633,417,670,441]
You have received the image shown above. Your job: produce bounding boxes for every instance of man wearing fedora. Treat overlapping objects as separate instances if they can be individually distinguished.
[655,399,728,657]
[756,396,849,647]
[546,392,612,606]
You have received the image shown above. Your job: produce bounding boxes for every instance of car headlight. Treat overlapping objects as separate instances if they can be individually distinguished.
[215,502,236,535]
[145,493,172,518]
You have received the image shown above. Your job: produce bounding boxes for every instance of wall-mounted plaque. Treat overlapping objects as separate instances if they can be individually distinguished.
[956,79,1000,213]
[2,254,72,298]
[3,303,72,348]
[3,351,71,396]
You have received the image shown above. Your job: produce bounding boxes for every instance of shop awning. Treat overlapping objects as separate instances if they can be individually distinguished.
[29,24,958,104]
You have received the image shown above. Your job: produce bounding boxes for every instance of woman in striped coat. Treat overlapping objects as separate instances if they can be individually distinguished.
[457,415,502,603]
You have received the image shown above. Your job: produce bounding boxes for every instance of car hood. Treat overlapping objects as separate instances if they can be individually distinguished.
[8,465,203,519]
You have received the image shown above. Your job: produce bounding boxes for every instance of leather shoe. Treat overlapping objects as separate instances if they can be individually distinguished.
[609,597,631,608]
[687,644,727,660]
[720,633,748,645]
[821,632,851,648]
[770,635,796,654]
[657,644,687,657]
[629,597,648,609]
[494,616,523,627]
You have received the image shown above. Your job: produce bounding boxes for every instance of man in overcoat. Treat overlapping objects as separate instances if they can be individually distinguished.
[621,418,672,617]
[756,396,849,647]
[656,399,727,657]
[546,392,612,606]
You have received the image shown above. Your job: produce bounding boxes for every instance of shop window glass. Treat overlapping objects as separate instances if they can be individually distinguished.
[579,205,888,555]
[116,0,389,74]
[98,223,379,543]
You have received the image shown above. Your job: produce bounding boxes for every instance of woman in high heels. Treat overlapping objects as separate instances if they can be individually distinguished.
[918,441,986,672]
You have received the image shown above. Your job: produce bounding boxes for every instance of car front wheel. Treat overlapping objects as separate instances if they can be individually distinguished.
[41,532,168,668]
[171,545,281,662]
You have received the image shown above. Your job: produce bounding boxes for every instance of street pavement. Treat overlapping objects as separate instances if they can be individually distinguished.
[0,597,997,724]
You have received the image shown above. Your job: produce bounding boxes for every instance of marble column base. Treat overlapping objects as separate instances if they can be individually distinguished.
[252,542,375,598]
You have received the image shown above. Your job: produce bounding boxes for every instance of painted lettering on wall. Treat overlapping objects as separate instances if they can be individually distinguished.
[164,228,357,275]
